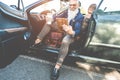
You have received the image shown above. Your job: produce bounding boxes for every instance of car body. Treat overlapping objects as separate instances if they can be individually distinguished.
[0,0,120,68]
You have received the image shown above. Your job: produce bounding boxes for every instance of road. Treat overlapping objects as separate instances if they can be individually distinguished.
[0,53,120,80]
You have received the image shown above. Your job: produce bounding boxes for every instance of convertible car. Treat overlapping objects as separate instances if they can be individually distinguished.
[0,0,120,68]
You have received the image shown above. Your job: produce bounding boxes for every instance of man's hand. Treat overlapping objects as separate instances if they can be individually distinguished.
[62,24,70,32]
[85,14,91,19]
[46,13,53,24]
[62,25,74,35]
[67,26,74,35]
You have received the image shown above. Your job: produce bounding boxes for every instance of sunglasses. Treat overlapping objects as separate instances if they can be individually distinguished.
[69,4,77,6]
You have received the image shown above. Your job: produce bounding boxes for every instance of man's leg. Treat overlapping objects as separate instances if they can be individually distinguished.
[34,24,51,44]
[35,22,58,44]
[56,35,73,68]
[51,35,74,79]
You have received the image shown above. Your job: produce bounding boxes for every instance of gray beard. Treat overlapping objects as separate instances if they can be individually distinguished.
[68,9,78,23]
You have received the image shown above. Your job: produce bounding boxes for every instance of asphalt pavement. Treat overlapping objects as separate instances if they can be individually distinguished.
[0,55,120,80]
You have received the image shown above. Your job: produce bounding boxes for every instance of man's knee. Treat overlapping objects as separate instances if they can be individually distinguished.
[62,40,70,46]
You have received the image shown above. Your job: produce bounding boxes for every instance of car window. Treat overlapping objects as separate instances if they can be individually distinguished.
[1,0,18,6]
[91,0,120,46]
[30,0,60,13]
[1,0,39,11]
[1,0,18,9]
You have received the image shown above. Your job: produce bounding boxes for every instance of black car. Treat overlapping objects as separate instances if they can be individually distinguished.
[0,0,120,68]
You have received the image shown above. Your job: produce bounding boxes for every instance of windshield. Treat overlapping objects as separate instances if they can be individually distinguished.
[0,0,60,12]
[30,0,60,13]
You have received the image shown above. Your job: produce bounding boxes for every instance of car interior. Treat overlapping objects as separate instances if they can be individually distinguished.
[28,9,96,51]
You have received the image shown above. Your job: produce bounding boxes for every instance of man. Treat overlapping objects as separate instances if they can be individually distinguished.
[35,0,84,80]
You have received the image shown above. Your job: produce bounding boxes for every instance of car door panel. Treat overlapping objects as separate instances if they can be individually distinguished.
[0,7,28,68]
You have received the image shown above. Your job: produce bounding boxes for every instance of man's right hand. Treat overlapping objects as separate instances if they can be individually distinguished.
[62,25,74,35]
[62,24,70,32]
[46,13,53,24]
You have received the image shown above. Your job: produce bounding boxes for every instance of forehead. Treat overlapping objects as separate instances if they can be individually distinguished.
[69,0,78,4]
